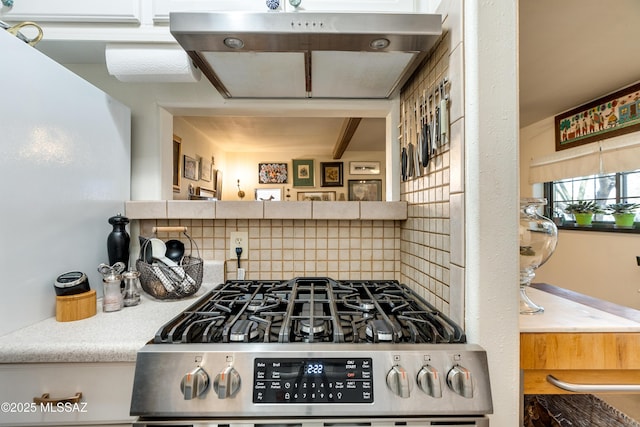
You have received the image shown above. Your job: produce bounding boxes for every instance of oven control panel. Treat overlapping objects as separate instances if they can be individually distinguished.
[253,358,373,403]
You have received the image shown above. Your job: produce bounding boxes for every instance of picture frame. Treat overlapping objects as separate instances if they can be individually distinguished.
[258,162,288,184]
[297,191,336,201]
[183,155,198,181]
[555,81,640,151]
[215,169,223,200]
[172,135,182,192]
[350,161,381,175]
[292,159,315,187]
[255,188,282,201]
[321,162,343,187]
[348,179,382,201]
[200,157,212,182]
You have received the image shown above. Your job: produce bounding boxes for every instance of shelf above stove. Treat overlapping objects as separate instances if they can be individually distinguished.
[125,200,408,220]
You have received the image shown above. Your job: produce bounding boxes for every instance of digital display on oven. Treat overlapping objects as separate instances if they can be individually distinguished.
[253,358,373,404]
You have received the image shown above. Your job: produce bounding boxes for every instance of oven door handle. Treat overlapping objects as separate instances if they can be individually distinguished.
[546,375,640,393]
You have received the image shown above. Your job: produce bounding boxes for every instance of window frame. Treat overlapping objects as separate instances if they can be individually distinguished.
[543,170,640,234]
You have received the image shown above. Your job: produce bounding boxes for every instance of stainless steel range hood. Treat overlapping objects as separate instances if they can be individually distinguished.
[169,12,442,99]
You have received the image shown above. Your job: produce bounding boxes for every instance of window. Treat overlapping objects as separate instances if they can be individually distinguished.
[544,169,640,232]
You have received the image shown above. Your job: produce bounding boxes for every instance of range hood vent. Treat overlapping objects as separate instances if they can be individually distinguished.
[170,12,442,99]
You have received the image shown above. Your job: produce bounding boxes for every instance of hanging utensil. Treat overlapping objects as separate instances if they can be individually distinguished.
[439,79,450,146]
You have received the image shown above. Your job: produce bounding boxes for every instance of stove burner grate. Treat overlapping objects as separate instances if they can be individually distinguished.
[152,278,466,345]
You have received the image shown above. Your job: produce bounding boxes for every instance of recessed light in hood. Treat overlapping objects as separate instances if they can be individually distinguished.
[170,11,442,99]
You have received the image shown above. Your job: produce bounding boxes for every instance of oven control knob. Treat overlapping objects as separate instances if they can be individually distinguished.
[386,365,410,398]
[446,365,473,398]
[180,367,210,400]
[417,365,442,398]
[214,366,241,399]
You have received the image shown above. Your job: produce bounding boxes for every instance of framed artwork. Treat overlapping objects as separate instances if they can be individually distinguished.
[321,162,343,187]
[200,157,212,182]
[348,179,382,201]
[183,155,198,181]
[292,159,314,187]
[255,188,282,201]
[555,81,640,151]
[172,135,182,192]
[297,191,336,201]
[215,169,223,200]
[258,162,288,184]
[350,161,380,175]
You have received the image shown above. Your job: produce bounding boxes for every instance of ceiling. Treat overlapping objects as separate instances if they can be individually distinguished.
[518,0,640,127]
[33,0,640,152]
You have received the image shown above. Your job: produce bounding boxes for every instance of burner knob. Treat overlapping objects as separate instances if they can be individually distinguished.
[180,367,209,400]
[446,365,473,398]
[417,365,442,398]
[386,365,410,398]
[214,366,241,399]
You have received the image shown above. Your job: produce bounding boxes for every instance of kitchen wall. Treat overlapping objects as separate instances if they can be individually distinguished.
[398,24,461,323]
[138,218,400,281]
[173,117,227,200]
[520,118,640,309]
[223,150,386,202]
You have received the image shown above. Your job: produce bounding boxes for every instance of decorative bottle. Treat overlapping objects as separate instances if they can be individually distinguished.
[107,214,130,278]
[519,198,558,314]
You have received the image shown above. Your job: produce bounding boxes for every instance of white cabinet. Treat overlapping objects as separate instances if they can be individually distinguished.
[153,0,270,23]
[153,0,417,23]
[0,363,136,426]
[0,0,141,23]
[283,0,416,12]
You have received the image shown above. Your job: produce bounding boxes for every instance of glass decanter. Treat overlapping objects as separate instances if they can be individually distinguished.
[519,198,558,314]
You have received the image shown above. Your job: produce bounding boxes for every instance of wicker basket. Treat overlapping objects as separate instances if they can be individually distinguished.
[136,227,203,300]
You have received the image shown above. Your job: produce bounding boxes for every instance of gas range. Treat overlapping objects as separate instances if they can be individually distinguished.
[131,278,493,426]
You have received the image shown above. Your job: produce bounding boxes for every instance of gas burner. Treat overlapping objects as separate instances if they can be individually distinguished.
[228,319,260,342]
[342,295,376,312]
[152,279,466,345]
[245,295,282,313]
[299,302,326,335]
[365,319,402,342]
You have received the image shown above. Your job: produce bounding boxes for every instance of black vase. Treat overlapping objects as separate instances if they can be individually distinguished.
[107,214,130,270]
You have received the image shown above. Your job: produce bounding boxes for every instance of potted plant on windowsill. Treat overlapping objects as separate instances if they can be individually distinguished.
[606,202,639,227]
[564,201,604,226]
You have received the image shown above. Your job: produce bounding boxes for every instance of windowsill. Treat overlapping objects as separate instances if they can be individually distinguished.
[557,222,639,234]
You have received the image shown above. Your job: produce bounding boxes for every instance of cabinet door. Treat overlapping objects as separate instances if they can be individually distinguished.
[153,0,269,23]
[0,363,136,426]
[0,0,141,23]
[283,0,416,12]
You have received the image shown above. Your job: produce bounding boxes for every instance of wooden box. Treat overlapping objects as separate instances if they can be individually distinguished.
[56,290,97,322]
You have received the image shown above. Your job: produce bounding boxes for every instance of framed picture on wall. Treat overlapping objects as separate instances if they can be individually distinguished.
[350,161,380,175]
[255,188,282,201]
[321,162,343,187]
[200,157,212,182]
[215,169,223,200]
[348,179,382,201]
[183,155,198,181]
[292,159,314,187]
[172,135,182,192]
[297,191,336,201]
[258,163,288,184]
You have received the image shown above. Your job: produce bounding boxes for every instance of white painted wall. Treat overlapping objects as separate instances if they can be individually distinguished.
[463,1,520,425]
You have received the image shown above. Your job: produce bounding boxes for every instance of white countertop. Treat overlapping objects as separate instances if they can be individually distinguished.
[520,287,640,333]
[0,284,216,364]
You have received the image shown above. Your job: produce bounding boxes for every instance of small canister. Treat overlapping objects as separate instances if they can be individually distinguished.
[54,271,90,296]
[98,262,125,312]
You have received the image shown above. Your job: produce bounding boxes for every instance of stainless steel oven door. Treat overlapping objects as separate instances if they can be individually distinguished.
[133,417,489,427]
